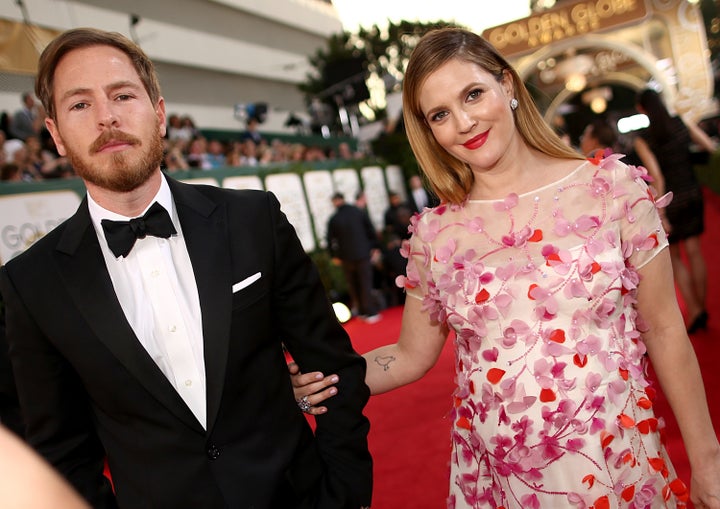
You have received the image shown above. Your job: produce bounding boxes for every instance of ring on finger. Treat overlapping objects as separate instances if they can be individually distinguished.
[297,395,312,413]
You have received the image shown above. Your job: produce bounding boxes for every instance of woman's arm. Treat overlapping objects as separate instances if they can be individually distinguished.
[684,118,718,153]
[362,296,449,395]
[636,250,720,508]
[291,296,449,411]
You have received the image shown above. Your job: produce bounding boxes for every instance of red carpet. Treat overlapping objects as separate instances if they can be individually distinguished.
[344,188,720,508]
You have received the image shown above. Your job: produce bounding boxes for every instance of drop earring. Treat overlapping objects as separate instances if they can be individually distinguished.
[510,98,518,110]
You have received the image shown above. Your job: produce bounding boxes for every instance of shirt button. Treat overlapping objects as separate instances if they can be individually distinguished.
[185,379,192,387]
[169,325,177,333]
[207,445,220,460]
[150,269,160,277]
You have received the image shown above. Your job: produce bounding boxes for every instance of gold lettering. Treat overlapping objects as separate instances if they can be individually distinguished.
[482,0,644,57]
[488,27,507,49]
[571,4,589,26]
[504,23,528,46]
[596,0,615,19]
[549,12,571,31]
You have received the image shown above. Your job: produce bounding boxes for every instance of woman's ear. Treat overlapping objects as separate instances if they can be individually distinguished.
[501,70,515,99]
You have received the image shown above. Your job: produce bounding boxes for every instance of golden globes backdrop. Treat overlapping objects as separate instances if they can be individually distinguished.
[302,170,336,250]
[0,190,80,263]
[331,168,362,207]
[222,175,264,191]
[265,172,317,253]
[360,166,389,233]
[386,165,408,203]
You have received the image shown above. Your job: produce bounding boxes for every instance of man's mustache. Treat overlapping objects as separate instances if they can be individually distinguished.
[90,130,142,154]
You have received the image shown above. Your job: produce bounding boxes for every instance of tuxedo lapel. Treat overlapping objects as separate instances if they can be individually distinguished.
[169,180,232,433]
[54,199,204,431]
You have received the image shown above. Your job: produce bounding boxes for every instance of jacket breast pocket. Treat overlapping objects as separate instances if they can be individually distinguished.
[231,274,269,311]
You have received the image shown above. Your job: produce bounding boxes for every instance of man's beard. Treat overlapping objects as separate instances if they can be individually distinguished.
[66,127,165,193]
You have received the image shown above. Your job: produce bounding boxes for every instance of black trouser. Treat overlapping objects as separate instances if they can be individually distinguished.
[341,258,377,316]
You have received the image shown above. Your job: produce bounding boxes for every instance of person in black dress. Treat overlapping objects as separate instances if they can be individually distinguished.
[634,88,717,333]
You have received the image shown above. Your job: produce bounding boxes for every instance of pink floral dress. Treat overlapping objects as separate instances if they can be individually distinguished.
[398,155,689,509]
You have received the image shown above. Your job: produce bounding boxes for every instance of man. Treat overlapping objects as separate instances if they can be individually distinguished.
[9,92,41,142]
[407,175,438,213]
[383,191,414,240]
[327,193,381,323]
[579,116,618,157]
[0,28,371,509]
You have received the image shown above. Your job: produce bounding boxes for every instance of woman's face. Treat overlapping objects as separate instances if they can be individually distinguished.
[419,58,517,172]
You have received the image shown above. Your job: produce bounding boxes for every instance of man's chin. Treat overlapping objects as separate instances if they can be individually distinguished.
[77,165,158,194]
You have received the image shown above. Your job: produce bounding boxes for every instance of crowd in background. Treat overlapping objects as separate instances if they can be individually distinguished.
[0,92,367,183]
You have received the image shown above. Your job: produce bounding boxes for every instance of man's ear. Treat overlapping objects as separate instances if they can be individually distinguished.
[156,97,167,138]
[45,117,66,156]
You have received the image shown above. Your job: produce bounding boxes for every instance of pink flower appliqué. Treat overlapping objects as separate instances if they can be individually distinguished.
[493,193,519,211]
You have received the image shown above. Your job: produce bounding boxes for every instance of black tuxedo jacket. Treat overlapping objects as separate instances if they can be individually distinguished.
[0,177,372,508]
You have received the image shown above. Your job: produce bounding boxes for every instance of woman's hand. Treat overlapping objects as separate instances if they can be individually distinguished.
[690,448,720,508]
[287,361,339,415]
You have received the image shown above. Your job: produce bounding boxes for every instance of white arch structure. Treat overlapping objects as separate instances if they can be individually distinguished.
[513,35,676,123]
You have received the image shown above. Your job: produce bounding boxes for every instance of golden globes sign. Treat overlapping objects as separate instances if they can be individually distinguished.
[483,0,647,57]
[0,191,81,264]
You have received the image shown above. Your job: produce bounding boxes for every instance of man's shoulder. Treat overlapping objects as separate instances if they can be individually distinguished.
[169,177,269,206]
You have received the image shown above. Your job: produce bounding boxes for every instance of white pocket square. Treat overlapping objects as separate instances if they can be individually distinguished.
[232,272,262,293]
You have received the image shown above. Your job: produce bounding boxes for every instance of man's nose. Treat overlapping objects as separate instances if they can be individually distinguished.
[96,100,119,129]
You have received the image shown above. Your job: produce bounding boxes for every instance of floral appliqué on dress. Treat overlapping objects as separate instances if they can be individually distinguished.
[397,154,688,509]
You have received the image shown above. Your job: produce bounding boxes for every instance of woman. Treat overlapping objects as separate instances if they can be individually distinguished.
[633,89,717,333]
[293,28,720,508]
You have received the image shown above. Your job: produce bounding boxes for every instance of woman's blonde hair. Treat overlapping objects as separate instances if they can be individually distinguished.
[402,28,582,204]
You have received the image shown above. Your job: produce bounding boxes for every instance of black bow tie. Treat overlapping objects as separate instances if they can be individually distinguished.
[101,202,177,258]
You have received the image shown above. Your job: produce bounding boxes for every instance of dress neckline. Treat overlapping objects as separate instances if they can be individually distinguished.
[466,160,590,204]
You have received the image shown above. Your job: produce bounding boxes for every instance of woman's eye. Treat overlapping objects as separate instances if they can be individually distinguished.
[430,111,448,122]
[467,89,482,101]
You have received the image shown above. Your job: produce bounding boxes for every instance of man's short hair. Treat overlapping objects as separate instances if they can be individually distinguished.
[590,118,617,149]
[35,27,162,121]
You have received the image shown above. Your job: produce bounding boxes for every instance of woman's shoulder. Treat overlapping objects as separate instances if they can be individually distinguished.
[586,152,656,196]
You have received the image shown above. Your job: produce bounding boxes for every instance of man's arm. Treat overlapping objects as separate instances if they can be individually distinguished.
[266,194,373,508]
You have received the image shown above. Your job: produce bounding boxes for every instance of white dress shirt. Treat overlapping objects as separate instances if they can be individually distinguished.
[88,176,207,428]
[412,187,429,210]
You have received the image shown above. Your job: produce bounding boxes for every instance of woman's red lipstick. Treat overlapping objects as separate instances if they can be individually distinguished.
[463,131,488,150]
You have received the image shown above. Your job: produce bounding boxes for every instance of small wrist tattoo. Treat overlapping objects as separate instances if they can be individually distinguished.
[375,355,396,371]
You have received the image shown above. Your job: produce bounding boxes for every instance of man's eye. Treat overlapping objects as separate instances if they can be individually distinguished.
[70,103,88,111]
